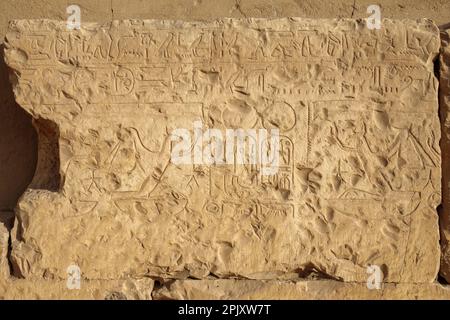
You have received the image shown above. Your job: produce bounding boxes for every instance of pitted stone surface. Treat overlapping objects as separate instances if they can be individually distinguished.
[4,19,441,282]
[152,279,450,300]
[439,29,450,283]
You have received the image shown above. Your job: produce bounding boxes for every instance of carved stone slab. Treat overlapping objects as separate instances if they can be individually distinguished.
[4,19,441,282]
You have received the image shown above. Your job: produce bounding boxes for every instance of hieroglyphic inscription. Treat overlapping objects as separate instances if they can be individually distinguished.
[5,19,440,282]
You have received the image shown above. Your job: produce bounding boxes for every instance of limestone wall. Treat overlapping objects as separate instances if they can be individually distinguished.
[1,1,450,300]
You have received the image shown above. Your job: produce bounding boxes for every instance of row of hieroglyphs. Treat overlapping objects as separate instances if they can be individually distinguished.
[5,22,438,107]
[9,62,437,107]
[8,20,437,64]
[3,19,438,115]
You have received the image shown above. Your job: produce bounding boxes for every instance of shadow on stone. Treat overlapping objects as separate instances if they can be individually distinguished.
[0,43,37,213]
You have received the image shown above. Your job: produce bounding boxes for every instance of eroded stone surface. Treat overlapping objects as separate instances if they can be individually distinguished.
[4,19,441,283]
[439,29,450,283]
[0,277,154,299]
[0,218,10,279]
[153,279,450,300]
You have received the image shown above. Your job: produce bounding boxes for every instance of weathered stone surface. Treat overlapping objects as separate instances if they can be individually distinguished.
[0,211,13,279]
[0,223,8,278]
[0,278,449,300]
[4,19,441,283]
[153,279,450,300]
[0,277,154,299]
[439,29,450,283]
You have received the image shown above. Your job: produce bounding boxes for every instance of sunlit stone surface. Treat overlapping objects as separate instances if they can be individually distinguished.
[4,19,441,284]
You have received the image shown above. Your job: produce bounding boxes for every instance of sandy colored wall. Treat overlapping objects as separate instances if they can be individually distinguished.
[0,0,449,213]
[0,0,449,300]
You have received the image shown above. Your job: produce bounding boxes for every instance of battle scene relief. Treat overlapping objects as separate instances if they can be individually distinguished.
[4,18,441,284]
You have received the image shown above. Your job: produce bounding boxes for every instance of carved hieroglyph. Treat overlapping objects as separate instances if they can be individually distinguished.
[4,19,441,282]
